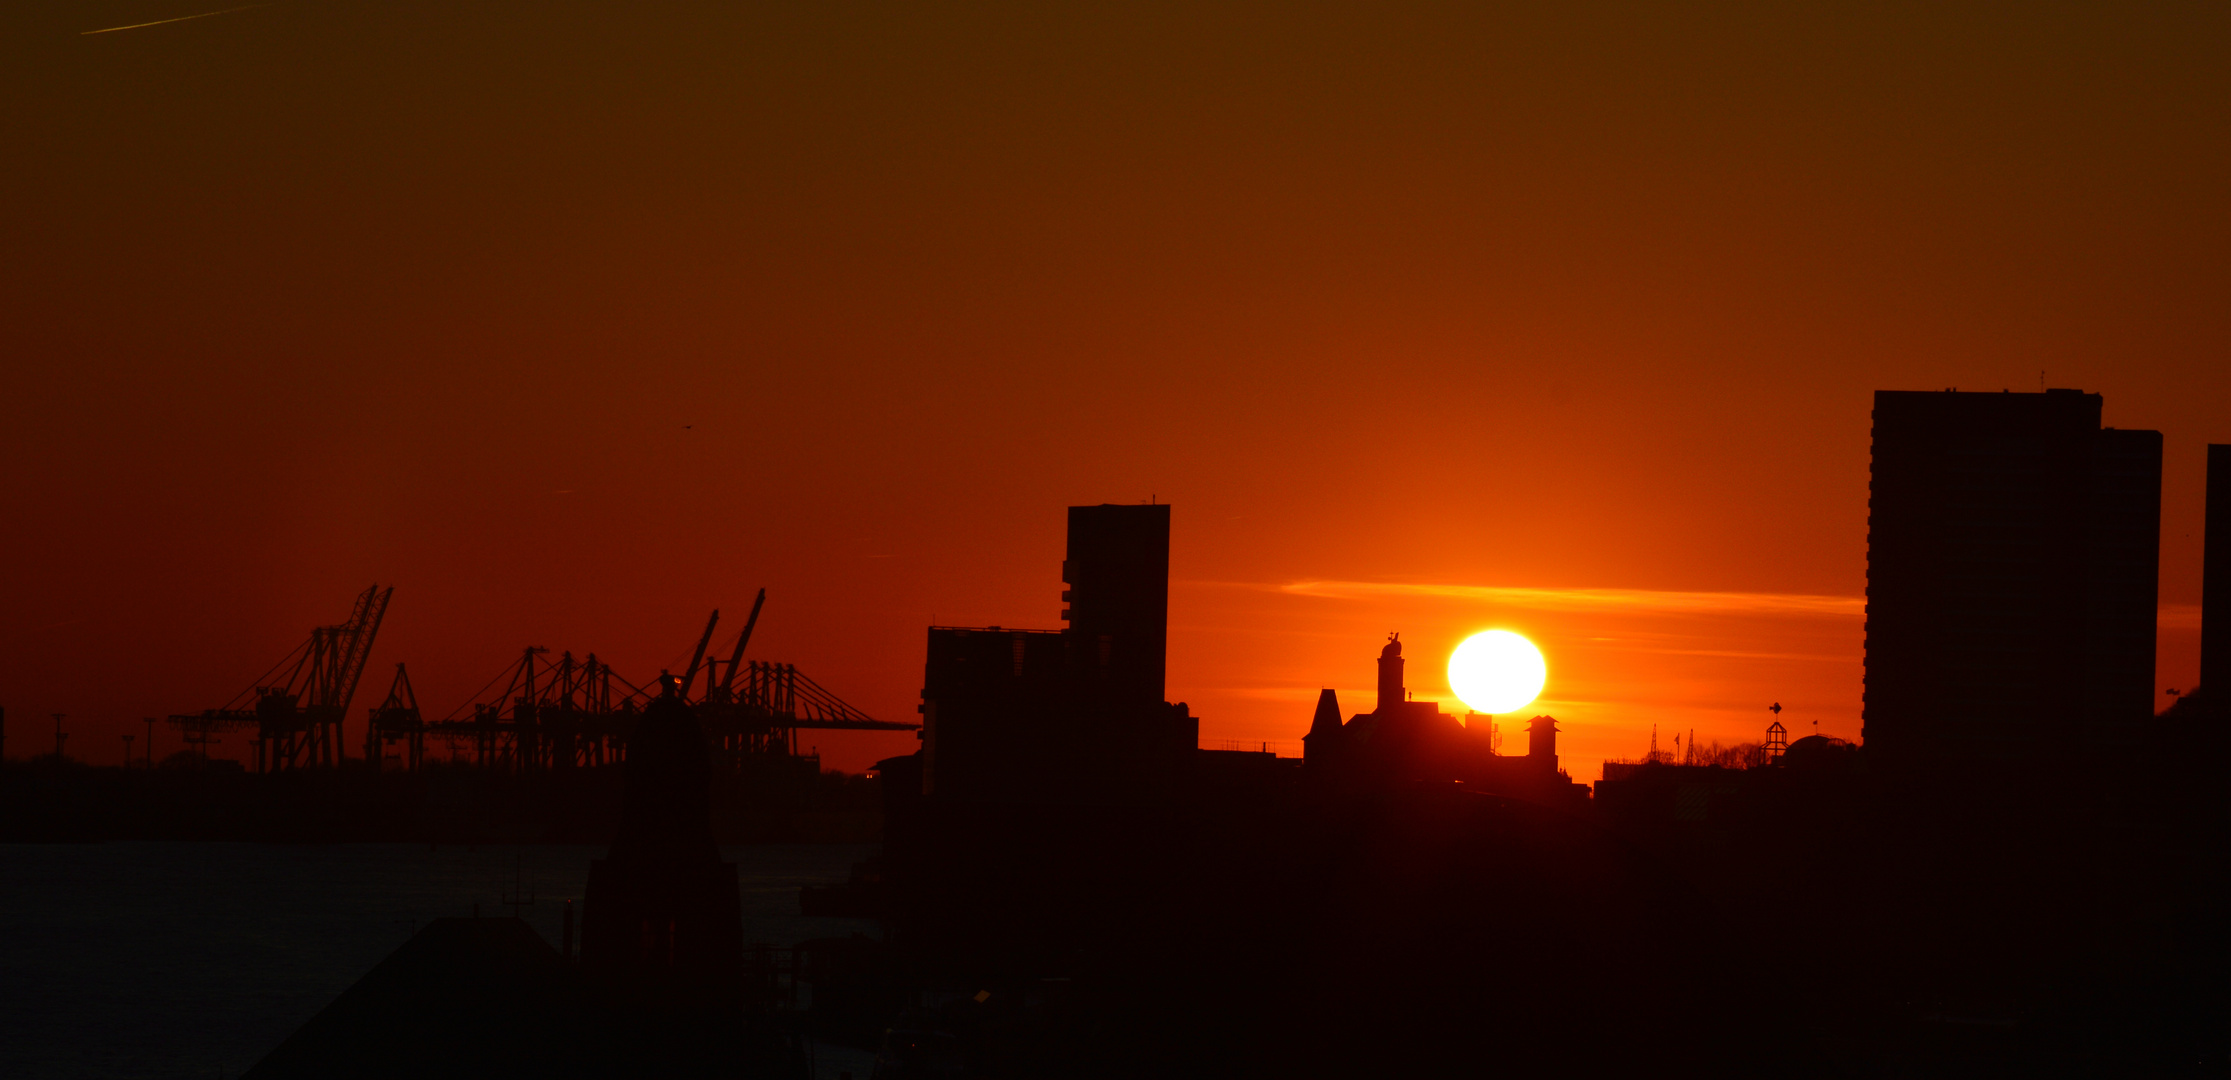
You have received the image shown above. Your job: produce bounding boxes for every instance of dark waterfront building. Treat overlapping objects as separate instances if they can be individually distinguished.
[2205,444,2230,709]
[579,680,743,987]
[1863,389,2162,767]
[1299,635,1583,804]
[918,504,1197,804]
[917,625,1066,800]
[880,506,1725,1074]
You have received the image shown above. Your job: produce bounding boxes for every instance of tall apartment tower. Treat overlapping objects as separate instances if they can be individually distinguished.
[1864,389,2162,766]
[2204,444,2230,706]
[919,503,1192,803]
[1062,503,1171,704]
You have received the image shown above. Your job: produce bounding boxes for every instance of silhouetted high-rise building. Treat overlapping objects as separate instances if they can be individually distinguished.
[1864,389,2162,766]
[2204,445,2230,708]
[918,504,1195,803]
[1062,503,1171,705]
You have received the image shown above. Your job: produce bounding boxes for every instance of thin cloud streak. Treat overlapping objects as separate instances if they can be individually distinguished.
[1594,645,1854,663]
[1271,580,1867,618]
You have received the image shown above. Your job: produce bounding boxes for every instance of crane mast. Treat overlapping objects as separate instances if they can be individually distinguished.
[678,609,720,699]
[716,588,767,698]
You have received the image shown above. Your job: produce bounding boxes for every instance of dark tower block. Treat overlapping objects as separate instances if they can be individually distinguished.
[579,687,742,988]
[1865,389,2162,767]
[2085,427,2165,726]
[2205,445,2231,710]
[917,504,1192,806]
[1063,504,1171,704]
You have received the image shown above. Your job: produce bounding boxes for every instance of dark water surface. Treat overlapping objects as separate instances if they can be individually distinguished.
[0,842,880,1079]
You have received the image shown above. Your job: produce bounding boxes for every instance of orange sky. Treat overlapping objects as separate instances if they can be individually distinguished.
[3,2,2226,779]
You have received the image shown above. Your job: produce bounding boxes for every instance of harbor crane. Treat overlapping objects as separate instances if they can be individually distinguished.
[169,585,392,771]
[423,590,915,773]
[364,663,426,770]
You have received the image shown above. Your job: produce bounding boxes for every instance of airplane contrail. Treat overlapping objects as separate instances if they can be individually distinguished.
[82,4,263,36]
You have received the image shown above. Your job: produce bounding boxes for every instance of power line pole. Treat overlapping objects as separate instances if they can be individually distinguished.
[52,713,67,762]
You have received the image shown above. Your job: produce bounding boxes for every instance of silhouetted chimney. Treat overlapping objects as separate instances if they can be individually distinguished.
[2206,444,2230,709]
[1376,635,1404,714]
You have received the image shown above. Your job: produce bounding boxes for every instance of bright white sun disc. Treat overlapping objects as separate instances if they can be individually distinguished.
[1447,630,1546,715]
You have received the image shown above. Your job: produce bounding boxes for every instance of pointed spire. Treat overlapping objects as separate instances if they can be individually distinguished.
[1304,688,1346,765]
[1308,688,1343,738]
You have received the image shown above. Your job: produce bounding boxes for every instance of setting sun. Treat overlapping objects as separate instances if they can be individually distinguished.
[1447,630,1547,715]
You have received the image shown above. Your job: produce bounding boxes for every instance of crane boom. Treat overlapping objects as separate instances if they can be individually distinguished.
[333,586,391,717]
[717,588,766,694]
[679,609,719,699]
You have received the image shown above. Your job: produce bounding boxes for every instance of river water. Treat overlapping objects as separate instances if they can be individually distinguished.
[0,842,882,1079]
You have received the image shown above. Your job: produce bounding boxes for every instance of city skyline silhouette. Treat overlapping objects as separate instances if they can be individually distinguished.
[5,3,2231,1076]
[5,3,2227,782]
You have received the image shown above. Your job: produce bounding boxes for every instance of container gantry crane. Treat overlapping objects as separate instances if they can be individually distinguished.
[169,585,392,771]
[424,590,916,774]
[427,646,647,772]
[364,662,425,770]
